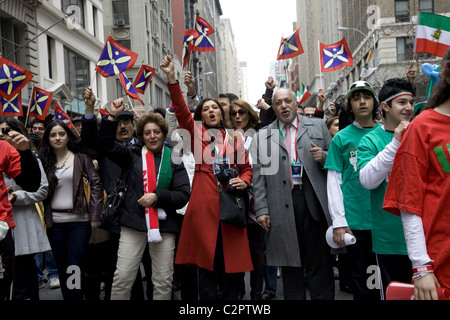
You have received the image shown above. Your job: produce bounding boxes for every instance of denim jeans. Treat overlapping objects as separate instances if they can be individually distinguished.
[35,250,59,282]
[47,221,91,300]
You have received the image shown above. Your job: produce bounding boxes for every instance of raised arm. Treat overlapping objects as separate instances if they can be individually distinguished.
[160,55,195,139]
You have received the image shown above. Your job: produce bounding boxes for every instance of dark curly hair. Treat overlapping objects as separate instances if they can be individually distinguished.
[378,78,416,117]
[136,112,169,140]
[426,48,450,110]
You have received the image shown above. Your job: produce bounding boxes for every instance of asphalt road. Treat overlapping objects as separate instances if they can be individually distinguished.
[39,268,353,301]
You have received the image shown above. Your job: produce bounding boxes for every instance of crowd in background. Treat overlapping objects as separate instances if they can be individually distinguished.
[0,48,449,301]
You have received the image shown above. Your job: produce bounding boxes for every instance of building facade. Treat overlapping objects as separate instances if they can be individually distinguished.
[1,0,106,118]
[294,0,450,108]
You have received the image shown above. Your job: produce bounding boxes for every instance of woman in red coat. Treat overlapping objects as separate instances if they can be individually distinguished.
[160,55,253,300]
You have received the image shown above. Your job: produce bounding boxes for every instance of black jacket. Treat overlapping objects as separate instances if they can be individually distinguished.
[98,118,190,233]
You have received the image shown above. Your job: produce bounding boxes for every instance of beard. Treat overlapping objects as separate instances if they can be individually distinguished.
[279,110,296,124]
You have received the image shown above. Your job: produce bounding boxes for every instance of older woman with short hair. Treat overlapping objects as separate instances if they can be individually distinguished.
[99,105,190,300]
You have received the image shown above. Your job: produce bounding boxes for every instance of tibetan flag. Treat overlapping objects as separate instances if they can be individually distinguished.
[320,38,353,72]
[54,101,73,129]
[192,14,215,52]
[415,12,450,58]
[277,27,304,60]
[297,84,311,105]
[97,107,110,119]
[0,57,33,100]
[118,72,144,105]
[182,30,198,69]
[28,86,52,121]
[133,65,156,94]
[0,92,22,117]
[95,35,138,78]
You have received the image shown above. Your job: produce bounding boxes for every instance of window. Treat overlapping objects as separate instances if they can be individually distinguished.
[396,37,414,61]
[419,0,434,13]
[116,39,131,50]
[115,77,133,99]
[64,46,90,114]
[61,0,85,28]
[47,36,54,79]
[395,0,410,22]
[112,0,129,26]
[0,18,21,64]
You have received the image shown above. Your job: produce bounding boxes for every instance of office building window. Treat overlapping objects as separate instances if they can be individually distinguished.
[112,0,129,27]
[47,36,54,79]
[116,39,131,50]
[396,37,414,61]
[395,0,410,22]
[419,0,434,13]
[61,0,85,28]
[64,46,90,114]
[0,18,21,64]
[115,77,133,99]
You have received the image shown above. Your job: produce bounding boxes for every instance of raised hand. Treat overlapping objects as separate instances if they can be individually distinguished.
[109,98,126,117]
[184,71,196,96]
[160,55,176,83]
[84,86,96,114]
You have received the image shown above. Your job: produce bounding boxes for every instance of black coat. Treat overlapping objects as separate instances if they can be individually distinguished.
[98,118,190,233]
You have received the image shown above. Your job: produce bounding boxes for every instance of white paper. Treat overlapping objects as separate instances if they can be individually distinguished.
[326,226,356,249]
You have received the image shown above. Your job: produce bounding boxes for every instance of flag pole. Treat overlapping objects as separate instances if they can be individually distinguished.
[318,40,323,89]
[127,95,135,111]
[24,85,34,128]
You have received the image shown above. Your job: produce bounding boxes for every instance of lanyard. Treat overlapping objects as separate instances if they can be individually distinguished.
[211,129,230,159]
[278,118,299,163]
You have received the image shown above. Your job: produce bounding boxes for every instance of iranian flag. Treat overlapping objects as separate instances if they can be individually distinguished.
[415,12,450,58]
[297,83,311,105]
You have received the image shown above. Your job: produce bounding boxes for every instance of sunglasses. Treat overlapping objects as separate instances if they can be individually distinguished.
[231,109,248,116]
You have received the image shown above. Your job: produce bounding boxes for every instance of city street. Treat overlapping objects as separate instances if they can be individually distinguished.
[39,268,353,301]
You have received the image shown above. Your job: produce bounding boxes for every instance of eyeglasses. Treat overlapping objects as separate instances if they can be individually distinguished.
[231,109,248,117]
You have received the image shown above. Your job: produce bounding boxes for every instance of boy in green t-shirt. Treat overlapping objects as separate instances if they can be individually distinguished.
[358,78,415,299]
[325,81,380,300]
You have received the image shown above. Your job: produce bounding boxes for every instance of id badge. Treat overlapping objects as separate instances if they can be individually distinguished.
[291,162,303,178]
[213,157,230,175]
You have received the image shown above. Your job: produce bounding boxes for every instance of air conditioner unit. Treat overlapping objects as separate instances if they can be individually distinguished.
[165,17,170,23]
[115,19,125,27]
[168,22,174,28]
[152,32,159,39]
[160,9,165,16]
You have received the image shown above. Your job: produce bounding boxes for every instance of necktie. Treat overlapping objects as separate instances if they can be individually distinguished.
[284,124,294,189]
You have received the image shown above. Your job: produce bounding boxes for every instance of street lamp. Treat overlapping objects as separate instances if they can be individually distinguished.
[338,26,378,89]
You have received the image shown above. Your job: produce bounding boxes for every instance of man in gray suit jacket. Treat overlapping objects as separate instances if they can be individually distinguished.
[250,88,335,300]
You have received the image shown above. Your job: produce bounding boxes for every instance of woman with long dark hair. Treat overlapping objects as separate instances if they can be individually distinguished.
[383,49,450,300]
[160,55,253,300]
[38,120,103,300]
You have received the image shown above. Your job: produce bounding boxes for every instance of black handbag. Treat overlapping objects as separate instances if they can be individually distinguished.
[101,178,127,227]
[217,136,247,228]
[218,184,246,228]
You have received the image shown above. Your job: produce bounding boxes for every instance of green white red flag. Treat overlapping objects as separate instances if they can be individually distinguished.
[415,12,450,58]
[297,83,311,105]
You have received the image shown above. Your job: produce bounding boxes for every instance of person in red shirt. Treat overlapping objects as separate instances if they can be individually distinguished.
[383,49,450,300]
[0,129,41,300]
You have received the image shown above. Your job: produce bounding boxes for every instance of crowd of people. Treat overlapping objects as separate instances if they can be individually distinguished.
[0,49,449,301]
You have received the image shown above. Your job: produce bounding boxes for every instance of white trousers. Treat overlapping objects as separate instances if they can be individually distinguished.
[111,226,176,300]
